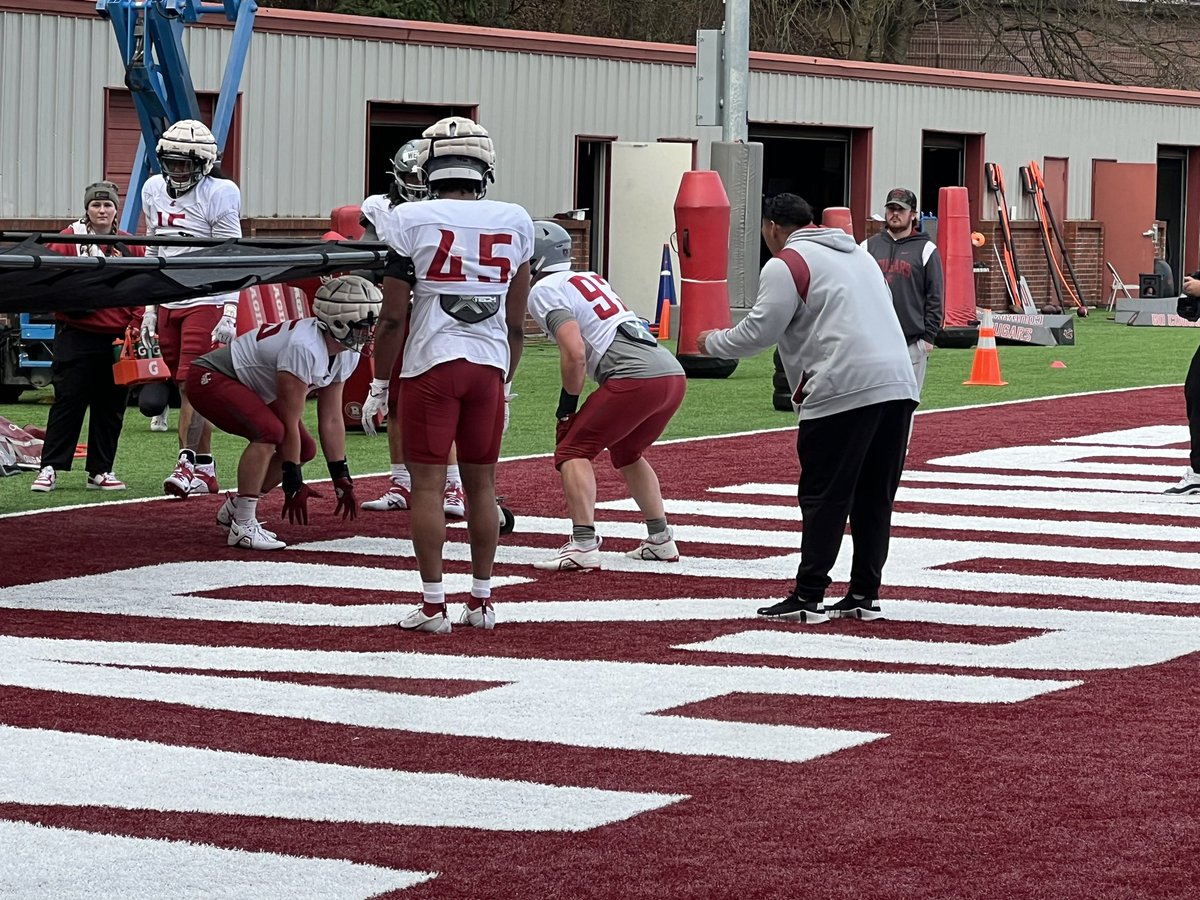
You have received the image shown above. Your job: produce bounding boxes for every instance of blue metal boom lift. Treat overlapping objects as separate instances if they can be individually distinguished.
[95,0,257,233]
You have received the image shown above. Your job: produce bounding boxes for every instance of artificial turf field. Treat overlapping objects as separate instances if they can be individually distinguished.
[1,314,1198,898]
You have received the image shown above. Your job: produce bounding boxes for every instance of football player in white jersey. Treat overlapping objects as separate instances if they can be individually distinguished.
[358,138,471,520]
[186,276,380,551]
[373,116,534,634]
[526,221,687,571]
[140,119,243,500]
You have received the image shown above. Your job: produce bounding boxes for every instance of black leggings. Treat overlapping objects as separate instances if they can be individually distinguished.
[1186,343,1200,473]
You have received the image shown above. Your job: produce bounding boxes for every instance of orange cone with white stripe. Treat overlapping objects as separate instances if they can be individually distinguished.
[963,308,1008,386]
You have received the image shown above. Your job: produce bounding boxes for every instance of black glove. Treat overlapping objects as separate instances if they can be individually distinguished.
[1178,293,1200,323]
[555,388,578,445]
[281,461,321,525]
[328,459,357,521]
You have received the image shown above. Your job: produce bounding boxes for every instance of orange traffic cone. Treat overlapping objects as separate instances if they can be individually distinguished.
[657,298,672,342]
[963,308,1008,386]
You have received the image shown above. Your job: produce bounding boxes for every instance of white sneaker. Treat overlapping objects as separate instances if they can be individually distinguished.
[459,600,496,630]
[217,493,278,541]
[362,478,411,511]
[443,483,466,518]
[163,452,195,498]
[30,465,55,493]
[150,412,169,432]
[626,528,680,561]
[399,606,452,634]
[227,519,286,551]
[1163,469,1200,495]
[533,537,602,572]
[87,472,127,491]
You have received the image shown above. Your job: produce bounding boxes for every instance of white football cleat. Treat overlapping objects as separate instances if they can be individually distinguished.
[163,452,195,498]
[399,606,452,634]
[217,494,277,541]
[362,478,411,511]
[626,528,679,562]
[150,412,169,432]
[443,483,466,518]
[459,600,496,630]
[227,519,286,551]
[533,538,602,572]
[190,464,218,495]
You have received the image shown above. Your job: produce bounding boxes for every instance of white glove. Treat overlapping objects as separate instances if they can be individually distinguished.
[360,377,389,437]
[503,382,516,435]
[140,307,157,346]
[210,310,238,345]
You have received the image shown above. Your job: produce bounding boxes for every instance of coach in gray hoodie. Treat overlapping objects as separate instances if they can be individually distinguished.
[698,193,919,624]
[862,187,944,393]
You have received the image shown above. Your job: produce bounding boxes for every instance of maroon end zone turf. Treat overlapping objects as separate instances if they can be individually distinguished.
[1,386,1197,899]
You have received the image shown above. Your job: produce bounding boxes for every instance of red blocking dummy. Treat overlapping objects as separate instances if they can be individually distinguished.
[821,206,854,236]
[938,186,977,328]
[674,170,737,378]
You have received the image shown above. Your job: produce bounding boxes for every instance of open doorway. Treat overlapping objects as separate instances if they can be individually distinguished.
[575,137,614,275]
[921,131,984,225]
[365,102,476,199]
[748,126,853,264]
[1157,146,1187,288]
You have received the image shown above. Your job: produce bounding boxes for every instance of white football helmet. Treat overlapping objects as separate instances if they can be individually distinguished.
[313,275,382,353]
[418,116,495,198]
[156,119,218,196]
[531,221,574,276]
[391,139,429,202]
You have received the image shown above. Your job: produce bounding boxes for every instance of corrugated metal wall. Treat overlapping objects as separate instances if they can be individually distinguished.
[3,8,1199,220]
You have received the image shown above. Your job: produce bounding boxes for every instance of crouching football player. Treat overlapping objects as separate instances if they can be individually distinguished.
[186,276,381,550]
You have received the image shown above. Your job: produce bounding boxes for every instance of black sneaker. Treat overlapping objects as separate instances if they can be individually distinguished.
[757,594,828,624]
[826,595,884,620]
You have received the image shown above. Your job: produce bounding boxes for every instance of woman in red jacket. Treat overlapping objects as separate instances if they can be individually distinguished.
[31,181,146,492]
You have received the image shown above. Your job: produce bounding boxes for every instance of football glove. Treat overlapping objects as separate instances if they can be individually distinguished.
[328,459,357,521]
[360,377,389,437]
[140,306,158,346]
[281,461,321,525]
[210,307,238,345]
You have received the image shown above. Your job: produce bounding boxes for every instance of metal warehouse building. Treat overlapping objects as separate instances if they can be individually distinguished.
[5,0,1200,312]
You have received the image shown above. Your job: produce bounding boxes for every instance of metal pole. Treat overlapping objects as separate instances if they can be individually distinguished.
[723,0,749,143]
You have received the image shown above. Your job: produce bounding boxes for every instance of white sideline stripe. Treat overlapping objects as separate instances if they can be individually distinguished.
[0,561,531,627]
[0,725,683,832]
[3,384,1182,520]
[0,819,432,899]
[2,637,1073,762]
[1055,425,1189,446]
[469,513,1200,547]
[599,488,1200,519]
[895,471,1174,493]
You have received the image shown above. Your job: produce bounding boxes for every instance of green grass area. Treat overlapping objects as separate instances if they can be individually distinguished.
[2,314,1195,514]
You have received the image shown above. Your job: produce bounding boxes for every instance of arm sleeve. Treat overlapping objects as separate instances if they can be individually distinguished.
[704,258,800,359]
[543,307,577,340]
[922,242,945,343]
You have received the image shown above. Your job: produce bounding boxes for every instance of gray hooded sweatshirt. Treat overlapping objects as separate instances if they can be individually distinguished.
[706,227,919,420]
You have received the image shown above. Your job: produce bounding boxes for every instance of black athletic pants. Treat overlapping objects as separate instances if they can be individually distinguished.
[40,324,129,475]
[792,398,917,602]
[1186,343,1200,473]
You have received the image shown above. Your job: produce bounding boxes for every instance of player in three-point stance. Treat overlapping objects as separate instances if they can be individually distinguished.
[526,220,687,572]
[186,276,381,551]
[372,116,533,634]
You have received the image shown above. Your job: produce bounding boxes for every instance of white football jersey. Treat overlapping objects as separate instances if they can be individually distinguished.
[377,198,535,378]
[360,193,395,232]
[142,174,242,309]
[230,318,358,403]
[528,270,640,380]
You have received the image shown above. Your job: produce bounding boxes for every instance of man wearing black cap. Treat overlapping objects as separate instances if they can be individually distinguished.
[862,187,944,394]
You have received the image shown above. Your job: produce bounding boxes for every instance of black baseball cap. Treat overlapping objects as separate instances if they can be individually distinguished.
[885,188,917,211]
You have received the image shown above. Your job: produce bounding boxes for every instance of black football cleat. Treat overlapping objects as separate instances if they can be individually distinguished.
[757,594,828,624]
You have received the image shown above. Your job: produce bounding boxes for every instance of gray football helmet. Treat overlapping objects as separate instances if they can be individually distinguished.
[391,139,428,202]
[531,221,574,276]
